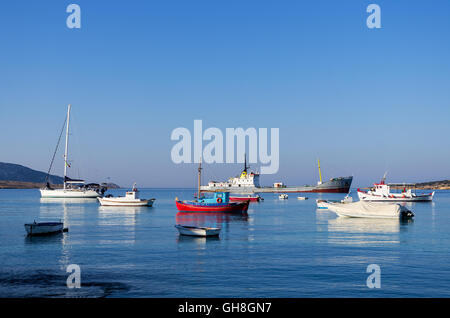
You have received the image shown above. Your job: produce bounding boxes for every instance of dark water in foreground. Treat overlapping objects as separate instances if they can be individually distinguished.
[0,188,449,297]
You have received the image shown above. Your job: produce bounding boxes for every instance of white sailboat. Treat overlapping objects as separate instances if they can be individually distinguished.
[40,105,105,198]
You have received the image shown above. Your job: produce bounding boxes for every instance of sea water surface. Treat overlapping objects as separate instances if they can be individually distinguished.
[0,188,449,297]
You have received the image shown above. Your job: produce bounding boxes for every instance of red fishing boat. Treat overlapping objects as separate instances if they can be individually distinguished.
[175,196,249,213]
[174,159,249,213]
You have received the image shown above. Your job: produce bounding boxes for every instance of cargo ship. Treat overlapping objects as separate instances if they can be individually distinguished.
[200,158,352,194]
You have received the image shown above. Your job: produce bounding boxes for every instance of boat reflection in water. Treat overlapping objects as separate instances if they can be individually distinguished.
[40,198,98,205]
[98,205,150,215]
[97,206,146,246]
[176,234,221,245]
[326,216,413,247]
[24,231,65,244]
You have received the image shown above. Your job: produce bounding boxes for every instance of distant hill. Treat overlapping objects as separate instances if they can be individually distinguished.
[0,162,63,184]
[414,180,450,190]
[390,180,450,190]
[101,182,121,189]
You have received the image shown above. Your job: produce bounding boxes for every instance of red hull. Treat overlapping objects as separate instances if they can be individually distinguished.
[229,196,261,202]
[175,200,249,213]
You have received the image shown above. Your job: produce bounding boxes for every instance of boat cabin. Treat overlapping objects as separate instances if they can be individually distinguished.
[125,191,139,200]
[198,192,229,204]
[371,182,415,196]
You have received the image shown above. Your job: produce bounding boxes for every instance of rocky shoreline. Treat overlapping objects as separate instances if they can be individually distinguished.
[390,180,450,190]
[0,181,120,189]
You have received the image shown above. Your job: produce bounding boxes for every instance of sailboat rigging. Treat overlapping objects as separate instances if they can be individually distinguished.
[40,105,106,198]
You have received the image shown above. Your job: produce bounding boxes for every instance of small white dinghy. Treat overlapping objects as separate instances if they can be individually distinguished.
[24,221,65,236]
[175,224,221,237]
[297,196,308,200]
[327,201,414,219]
[279,194,288,200]
[98,183,155,207]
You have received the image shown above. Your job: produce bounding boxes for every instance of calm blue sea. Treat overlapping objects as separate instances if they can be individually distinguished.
[0,188,449,297]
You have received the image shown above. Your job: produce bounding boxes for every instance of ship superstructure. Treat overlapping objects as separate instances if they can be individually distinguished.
[204,156,260,190]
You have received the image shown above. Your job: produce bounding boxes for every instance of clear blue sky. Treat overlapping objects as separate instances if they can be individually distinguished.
[0,0,449,187]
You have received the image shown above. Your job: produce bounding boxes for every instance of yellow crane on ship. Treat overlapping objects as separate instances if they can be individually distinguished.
[317,158,323,185]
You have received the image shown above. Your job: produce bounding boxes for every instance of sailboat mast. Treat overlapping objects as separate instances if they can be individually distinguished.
[197,157,202,199]
[63,104,71,190]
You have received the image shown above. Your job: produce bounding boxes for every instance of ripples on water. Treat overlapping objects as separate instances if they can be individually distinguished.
[0,189,449,297]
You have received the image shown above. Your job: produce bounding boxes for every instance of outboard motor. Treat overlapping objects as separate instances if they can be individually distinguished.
[399,206,414,218]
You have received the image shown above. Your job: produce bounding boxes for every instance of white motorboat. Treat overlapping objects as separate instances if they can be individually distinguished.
[24,221,65,236]
[279,194,288,200]
[297,196,308,200]
[98,184,155,207]
[357,173,434,202]
[327,201,414,219]
[40,105,106,198]
[175,224,221,237]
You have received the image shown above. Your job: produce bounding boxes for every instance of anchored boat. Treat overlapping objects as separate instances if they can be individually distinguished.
[358,173,434,202]
[175,224,221,237]
[175,191,249,213]
[175,159,249,213]
[316,193,353,209]
[24,221,65,236]
[200,157,352,194]
[326,201,414,219]
[40,105,106,198]
[98,184,155,207]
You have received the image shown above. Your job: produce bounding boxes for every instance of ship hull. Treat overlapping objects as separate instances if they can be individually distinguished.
[175,200,249,213]
[98,197,155,206]
[201,176,352,194]
[40,189,101,198]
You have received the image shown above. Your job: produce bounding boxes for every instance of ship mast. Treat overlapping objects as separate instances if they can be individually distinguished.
[244,153,247,173]
[197,157,202,200]
[63,104,71,190]
[318,158,323,185]
[381,171,387,184]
